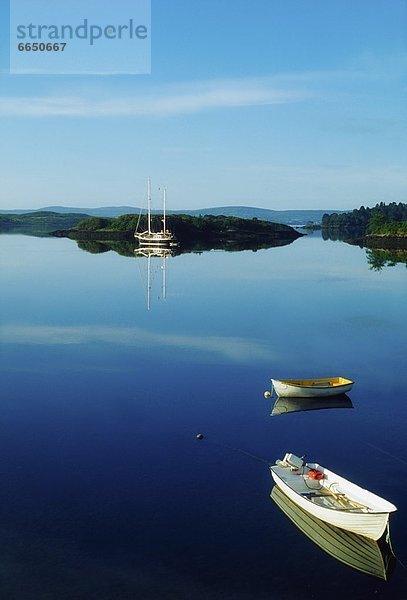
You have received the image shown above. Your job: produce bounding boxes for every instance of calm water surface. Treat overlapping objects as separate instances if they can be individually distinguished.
[0,233,406,599]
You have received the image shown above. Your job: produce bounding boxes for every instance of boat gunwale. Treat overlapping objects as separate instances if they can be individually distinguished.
[269,466,391,516]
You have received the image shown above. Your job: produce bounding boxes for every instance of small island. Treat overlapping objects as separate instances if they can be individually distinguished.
[51,213,303,252]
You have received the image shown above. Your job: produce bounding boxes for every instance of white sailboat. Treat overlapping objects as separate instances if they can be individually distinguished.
[270,453,397,540]
[134,178,177,247]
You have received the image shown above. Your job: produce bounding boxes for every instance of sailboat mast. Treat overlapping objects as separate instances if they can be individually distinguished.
[147,177,151,235]
[163,187,167,233]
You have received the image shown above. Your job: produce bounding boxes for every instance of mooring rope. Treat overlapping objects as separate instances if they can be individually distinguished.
[201,438,272,466]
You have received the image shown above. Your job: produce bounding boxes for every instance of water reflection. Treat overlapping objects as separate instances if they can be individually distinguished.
[74,237,297,257]
[366,248,407,271]
[134,246,174,310]
[321,229,364,243]
[77,240,138,257]
[271,486,396,581]
[73,236,407,275]
[271,394,353,416]
[321,231,407,270]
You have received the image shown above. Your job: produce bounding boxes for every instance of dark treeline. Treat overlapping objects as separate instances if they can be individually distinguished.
[72,213,302,242]
[322,202,407,236]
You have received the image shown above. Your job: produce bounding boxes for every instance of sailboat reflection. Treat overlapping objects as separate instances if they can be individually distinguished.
[271,393,353,416]
[134,246,174,310]
[271,486,396,581]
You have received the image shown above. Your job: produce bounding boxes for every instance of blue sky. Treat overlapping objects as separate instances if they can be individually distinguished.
[0,0,406,210]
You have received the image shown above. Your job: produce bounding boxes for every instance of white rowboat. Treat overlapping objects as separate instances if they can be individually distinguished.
[270,376,353,398]
[271,486,396,581]
[270,453,397,540]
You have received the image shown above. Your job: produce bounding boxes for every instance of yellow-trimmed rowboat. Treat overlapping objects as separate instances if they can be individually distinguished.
[271,377,353,398]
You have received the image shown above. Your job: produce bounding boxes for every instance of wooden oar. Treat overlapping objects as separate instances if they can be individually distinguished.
[321,485,370,511]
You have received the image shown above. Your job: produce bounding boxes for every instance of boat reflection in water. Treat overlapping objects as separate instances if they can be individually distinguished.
[134,246,174,310]
[271,486,396,581]
[271,393,353,416]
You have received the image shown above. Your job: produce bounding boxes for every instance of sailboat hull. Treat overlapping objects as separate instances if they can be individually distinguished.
[136,235,174,246]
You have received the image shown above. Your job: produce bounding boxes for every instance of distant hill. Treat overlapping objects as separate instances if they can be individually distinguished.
[0,205,344,225]
[175,207,342,226]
